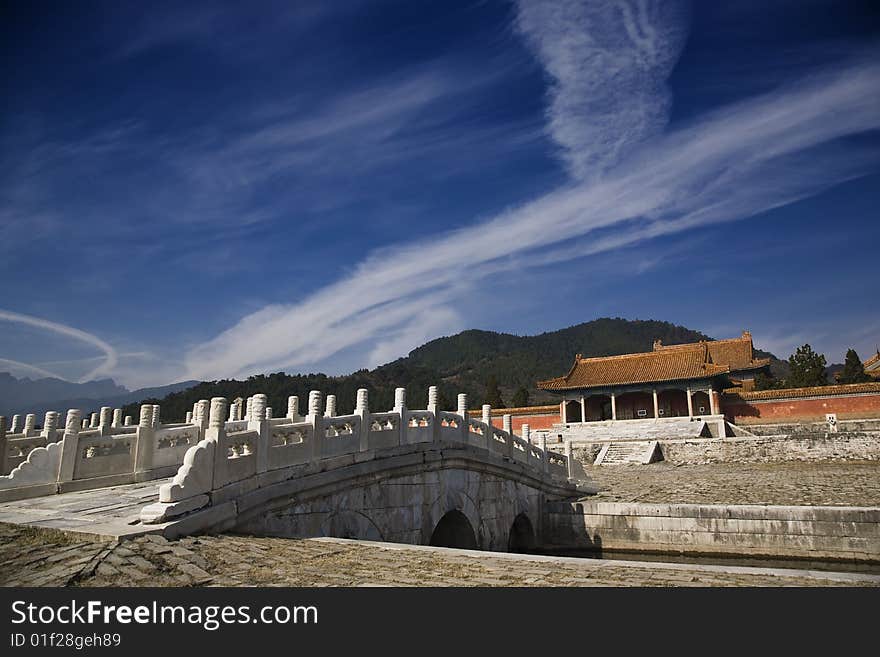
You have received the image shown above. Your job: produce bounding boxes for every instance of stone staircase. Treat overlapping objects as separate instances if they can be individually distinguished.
[594,440,662,466]
[553,417,712,442]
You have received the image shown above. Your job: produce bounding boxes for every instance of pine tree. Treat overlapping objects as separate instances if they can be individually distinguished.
[786,344,828,388]
[754,372,779,391]
[485,375,505,408]
[511,386,530,408]
[838,348,871,384]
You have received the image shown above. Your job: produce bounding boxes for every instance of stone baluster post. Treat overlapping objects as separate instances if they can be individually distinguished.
[245,397,253,422]
[266,407,273,420]
[502,412,514,458]
[355,388,369,452]
[186,411,193,424]
[24,413,36,437]
[11,414,22,434]
[539,432,548,474]
[81,418,89,430]
[427,385,440,443]
[307,391,323,461]
[151,405,160,428]
[206,397,227,490]
[482,405,491,449]
[99,407,112,436]
[501,413,513,460]
[40,411,60,443]
[58,409,82,483]
[324,395,337,418]
[457,393,468,443]
[134,404,155,474]
[564,440,573,479]
[522,424,531,445]
[196,399,210,440]
[191,402,199,424]
[89,412,99,429]
[0,416,7,475]
[249,394,269,473]
[287,396,299,422]
[227,403,236,423]
[111,408,122,429]
[124,415,132,426]
[394,388,406,444]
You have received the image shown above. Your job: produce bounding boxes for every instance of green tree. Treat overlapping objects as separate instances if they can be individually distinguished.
[838,348,871,384]
[753,372,780,391]
[511,386,530,408]
[786,344,828,388]
[485,375,505,408]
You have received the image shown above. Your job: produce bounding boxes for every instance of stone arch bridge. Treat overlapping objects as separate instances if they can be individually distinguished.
[0,387,592,551]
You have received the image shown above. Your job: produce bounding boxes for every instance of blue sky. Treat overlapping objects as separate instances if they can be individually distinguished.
[1,0,879,388]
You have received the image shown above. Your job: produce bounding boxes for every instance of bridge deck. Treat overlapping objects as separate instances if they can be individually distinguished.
[0,478,170,541]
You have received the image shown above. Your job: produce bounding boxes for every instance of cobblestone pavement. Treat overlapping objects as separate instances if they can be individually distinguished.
[1,524,876,587]
[582,461,880,506]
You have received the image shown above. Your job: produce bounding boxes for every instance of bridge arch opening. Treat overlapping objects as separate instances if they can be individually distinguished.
[429,510,478,549]
[507,513,535,553]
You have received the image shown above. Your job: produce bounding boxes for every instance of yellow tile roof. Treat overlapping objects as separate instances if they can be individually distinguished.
[539,331,769,392]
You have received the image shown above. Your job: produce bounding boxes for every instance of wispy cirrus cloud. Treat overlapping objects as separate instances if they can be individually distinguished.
[0,310,118,382]
[182,55,880,381]
[513,0,690,179]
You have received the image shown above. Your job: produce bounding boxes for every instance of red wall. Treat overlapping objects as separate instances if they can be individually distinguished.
[725,394,880,424]
[489,414,559,432]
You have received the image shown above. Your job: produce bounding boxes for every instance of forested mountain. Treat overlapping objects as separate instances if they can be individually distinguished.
[121,318,784,422]
[0,374,198,418]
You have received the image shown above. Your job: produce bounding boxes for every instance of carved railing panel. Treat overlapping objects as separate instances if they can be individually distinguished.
[368,412,400,450]
[215,430,257,488]
[438,412,463,443]
[547,451,568,479]
[489,429,510,456]
[467,419,489,450]
[403,411,433,444]
[153,426,200,469]
[4,436,48,474]
[322,414,361,457]
[268,422,314,470]
[73,435,135,480]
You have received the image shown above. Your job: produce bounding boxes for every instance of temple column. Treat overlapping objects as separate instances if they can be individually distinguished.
[580,395,586,424]
[610,393,617,421]
[686,388,694,419]
[709,387,718,415]
[653,389,659,419]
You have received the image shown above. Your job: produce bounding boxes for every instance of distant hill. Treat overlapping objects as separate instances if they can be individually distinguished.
[120,318,786,422]
[0,374,200,419]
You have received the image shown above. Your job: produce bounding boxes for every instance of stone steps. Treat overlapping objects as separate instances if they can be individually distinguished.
[553,417,709,442]
[594,440,661,466]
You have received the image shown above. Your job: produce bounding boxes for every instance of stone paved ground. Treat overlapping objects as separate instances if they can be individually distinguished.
[1,524,876,587]
[583,461,880,506]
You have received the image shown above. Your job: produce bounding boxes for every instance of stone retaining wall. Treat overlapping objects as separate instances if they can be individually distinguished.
[545,501,880,563]
[568,432,880,466]
[657,432,880,465]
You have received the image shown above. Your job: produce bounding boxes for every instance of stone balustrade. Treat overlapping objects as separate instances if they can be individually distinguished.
[140,387,571,524]
[0,402,200,502]
[0,388,572,506]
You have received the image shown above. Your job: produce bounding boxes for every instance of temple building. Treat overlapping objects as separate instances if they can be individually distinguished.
[537,331,771,423]
[863,350,880,380]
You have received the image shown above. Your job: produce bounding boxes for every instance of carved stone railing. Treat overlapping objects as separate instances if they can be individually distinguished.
[140,386,574,524]
[0,387,575,508]
[0,403,207,501]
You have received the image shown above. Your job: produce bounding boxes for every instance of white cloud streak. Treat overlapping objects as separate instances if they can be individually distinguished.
[182,56,880,382]
[0,310,118,383]
[514,0,690,179]
[0,358,63,380]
